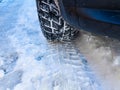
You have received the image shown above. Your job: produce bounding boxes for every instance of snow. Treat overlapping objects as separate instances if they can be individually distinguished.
[75,31,120,90]
[113,56,120,66]
[0,70,4,78]
[0,0,102,90]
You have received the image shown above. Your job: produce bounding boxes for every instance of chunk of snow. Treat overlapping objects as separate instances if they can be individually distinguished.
[0,70,4,78]
[0,58,4,66]
[113,56,120,66]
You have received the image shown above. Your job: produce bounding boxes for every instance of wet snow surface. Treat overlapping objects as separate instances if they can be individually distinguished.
[0,0,102,90]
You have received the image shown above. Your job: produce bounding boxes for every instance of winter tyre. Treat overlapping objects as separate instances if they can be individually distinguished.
[36,0,79,41]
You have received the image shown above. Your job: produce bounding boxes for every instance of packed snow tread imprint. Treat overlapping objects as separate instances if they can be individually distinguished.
[40,42,100,90]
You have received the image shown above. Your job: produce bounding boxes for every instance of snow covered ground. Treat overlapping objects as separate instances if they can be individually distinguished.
[0,0,113,90]
[75,31,120,90]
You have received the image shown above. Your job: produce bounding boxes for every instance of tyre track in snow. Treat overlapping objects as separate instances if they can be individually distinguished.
[43,42,101,90]
[0,0,102,90]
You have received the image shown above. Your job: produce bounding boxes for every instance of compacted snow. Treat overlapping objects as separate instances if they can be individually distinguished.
[75,31,120,90]
[0,0,103,90]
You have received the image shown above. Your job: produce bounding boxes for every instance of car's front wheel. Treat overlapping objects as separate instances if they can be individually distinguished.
[36,0,79,41]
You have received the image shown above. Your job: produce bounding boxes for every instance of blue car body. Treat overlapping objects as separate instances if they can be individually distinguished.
[58,0,120,40]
